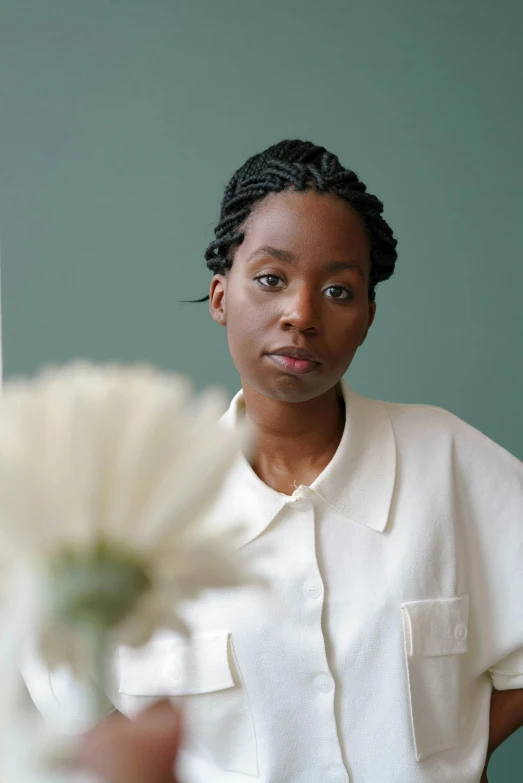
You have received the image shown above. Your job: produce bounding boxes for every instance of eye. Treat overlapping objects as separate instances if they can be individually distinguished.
[254,274,285,289]
[324,285,354,301]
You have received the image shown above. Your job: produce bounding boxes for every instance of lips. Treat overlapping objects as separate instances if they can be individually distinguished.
[268,346,322,363]
[266,346,322,375]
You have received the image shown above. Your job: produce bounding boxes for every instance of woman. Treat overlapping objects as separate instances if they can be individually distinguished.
[49,141,523,782]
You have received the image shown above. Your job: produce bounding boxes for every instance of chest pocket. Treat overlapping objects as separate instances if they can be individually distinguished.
[401,594,469,762]
[117,631,259,778]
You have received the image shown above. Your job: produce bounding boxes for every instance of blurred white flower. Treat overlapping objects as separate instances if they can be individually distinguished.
[1,707,96,783]
[0,363,249,697]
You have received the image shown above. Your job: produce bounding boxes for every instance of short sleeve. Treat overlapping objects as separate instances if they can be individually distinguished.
[19,639,101,732]
[454,421,523,690]
[19,635,117,732]
[489,649,523,691]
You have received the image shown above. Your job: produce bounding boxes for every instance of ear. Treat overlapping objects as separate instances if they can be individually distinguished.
[359,301,377,346]
[209,275,227,326]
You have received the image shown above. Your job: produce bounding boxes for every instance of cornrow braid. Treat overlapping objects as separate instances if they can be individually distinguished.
[195,139,397,302]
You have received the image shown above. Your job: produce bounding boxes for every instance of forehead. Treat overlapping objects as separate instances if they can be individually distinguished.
[239,189,370,262]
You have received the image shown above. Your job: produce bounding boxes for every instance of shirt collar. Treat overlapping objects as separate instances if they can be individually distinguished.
[213,380,396,548]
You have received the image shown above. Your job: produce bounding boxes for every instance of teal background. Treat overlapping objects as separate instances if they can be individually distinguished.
[0,0,521,777]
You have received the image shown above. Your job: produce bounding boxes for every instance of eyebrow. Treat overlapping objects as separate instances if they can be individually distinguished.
[246,245,365,279]
[246,245,297,265]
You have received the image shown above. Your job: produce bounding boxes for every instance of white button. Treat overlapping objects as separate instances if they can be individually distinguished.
[454,623,468,642]
[314,673,334,694]
[293,497,312,511]
[302,578,323,599]
[163,660,181,681]
[327,765,347,782]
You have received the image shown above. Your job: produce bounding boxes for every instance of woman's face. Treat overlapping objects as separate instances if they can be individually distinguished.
[209,189,376,403]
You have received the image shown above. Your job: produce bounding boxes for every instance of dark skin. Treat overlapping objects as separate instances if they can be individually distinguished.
[209,189,375,494]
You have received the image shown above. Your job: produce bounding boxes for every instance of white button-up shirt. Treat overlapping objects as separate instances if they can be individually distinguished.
[23,382,523,783]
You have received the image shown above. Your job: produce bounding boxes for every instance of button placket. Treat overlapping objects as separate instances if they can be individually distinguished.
[293,496,312,511]
[286,484,346,781]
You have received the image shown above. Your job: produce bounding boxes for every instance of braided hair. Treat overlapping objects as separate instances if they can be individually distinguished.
[198,139,397,302]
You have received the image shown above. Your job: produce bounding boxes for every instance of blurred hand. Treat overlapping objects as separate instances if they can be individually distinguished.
[77,701,180,783]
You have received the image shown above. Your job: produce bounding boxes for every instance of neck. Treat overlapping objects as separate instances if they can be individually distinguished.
[241,382,345,495]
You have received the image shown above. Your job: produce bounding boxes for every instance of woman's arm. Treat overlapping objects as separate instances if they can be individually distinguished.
[482,688,523,781]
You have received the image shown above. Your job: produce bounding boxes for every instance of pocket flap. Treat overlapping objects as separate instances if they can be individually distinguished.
[401,595,469,658]
[118,631,235,696]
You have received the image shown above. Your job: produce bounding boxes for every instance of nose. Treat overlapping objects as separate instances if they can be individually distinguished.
[279,285,320,335]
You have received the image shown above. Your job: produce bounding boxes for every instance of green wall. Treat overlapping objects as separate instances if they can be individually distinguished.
[0,0,521,777]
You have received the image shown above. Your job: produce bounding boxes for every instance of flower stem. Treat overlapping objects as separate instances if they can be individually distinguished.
[85,617,111,721]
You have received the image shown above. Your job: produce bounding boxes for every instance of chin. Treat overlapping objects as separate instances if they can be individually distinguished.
[255,374,337,404]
